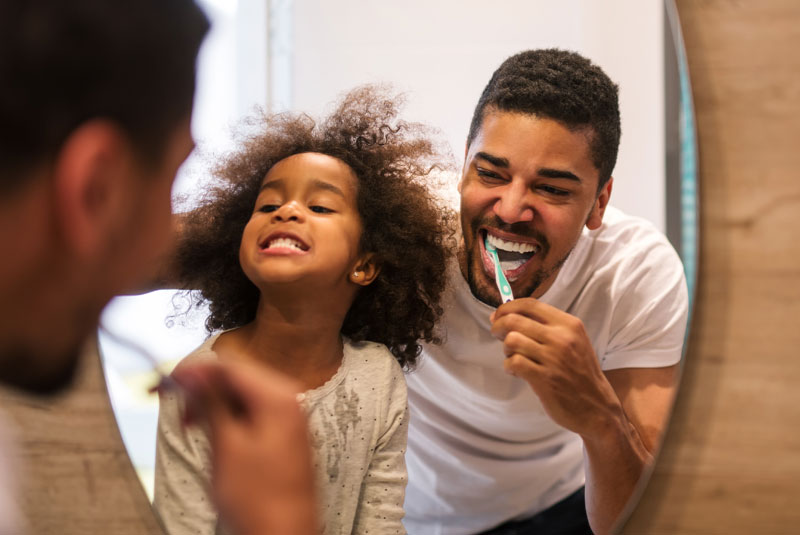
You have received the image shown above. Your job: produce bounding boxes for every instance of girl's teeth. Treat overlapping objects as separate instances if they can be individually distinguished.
[268,238,304,251]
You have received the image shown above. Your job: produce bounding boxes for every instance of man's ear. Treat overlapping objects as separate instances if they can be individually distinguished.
[457,141,470,194]
[348,253,381,286]
[51,120,132,259]
[586,177,613,230]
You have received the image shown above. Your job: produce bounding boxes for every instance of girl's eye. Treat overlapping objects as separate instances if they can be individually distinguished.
[258,204,279,213]
[310,205,333,214]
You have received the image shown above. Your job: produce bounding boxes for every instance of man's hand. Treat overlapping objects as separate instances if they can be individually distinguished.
[172,360,317,535]
[490,297,680,535]
[490,297,624,439]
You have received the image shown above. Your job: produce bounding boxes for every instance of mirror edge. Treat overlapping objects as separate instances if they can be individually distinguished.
[612,0,700,531]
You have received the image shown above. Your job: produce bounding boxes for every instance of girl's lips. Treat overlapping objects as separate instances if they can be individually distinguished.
[260,245,308,256]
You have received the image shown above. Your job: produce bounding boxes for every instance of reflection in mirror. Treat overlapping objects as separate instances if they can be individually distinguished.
[98,0,697,532]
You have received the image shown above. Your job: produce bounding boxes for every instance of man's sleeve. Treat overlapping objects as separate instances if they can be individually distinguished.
[601,238,689,370]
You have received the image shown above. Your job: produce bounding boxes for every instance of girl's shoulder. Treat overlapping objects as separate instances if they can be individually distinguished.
[344,339,400,369]
[171,332,223,374]
[342,339,406,389]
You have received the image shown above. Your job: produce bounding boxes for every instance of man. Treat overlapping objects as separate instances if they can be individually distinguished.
[403,50,688,535]
[0,1,315,533]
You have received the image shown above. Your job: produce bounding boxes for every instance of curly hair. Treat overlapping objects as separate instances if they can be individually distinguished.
[467,48,621,189]
[174,86,456,369]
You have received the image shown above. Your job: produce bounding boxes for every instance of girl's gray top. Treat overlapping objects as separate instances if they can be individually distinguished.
[153,334,409,535]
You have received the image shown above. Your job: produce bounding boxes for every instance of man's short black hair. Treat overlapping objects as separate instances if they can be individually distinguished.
[467,48,621,188]
[0,0,209,192]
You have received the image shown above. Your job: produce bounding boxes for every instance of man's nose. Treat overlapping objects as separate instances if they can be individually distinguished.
[493,181,534,223]
[272,201,304,222]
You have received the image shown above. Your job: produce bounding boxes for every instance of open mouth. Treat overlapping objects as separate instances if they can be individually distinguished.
[481,230,541,280]
[259,234,310,253]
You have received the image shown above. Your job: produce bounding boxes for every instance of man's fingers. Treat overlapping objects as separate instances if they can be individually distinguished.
[491,311,548,345]
[493,297,564,323]
[172,360,305,430]
[502,330,545,364]
[503,353,545,383]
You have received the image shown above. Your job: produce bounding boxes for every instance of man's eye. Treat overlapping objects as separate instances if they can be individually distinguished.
[310,205,333,214]
[476,168,507,182]
[258,204,279,213]
[538,185,570,196]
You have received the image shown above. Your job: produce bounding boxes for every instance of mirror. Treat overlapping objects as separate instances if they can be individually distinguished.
[98,0,697,531]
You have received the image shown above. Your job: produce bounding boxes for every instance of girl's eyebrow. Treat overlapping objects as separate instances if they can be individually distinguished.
[259,178,346,198]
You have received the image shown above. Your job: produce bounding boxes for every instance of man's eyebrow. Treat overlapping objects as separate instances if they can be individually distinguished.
[474,152,582,182]
[538,168,582,182]
[259,177,346,197]
[475,151,509,168]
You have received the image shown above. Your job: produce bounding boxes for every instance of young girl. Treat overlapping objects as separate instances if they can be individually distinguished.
[153,86,453,535]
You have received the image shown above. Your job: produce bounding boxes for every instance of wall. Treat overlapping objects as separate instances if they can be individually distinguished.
[289,0,666,227]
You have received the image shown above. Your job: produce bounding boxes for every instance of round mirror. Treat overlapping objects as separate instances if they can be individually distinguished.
[98,0,697,531]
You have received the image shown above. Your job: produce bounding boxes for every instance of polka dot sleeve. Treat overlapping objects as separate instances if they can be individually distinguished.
[153,389,218,535]
[350,363,409,534]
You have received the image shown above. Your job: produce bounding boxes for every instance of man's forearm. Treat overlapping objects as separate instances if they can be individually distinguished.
[582,407,653,535]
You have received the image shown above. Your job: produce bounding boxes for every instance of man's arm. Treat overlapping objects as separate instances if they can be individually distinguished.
[584,365,679,535]
[490,299,680,535]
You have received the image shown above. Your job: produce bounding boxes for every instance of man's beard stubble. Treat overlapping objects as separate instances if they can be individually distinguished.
[0,302,99,396]
[460,217,572,307]
[0,344,81,396]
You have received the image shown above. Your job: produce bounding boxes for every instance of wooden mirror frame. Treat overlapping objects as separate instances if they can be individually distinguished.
[2,1,799,533]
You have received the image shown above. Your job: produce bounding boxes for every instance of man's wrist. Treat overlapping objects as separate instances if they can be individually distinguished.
[581,402,652,465]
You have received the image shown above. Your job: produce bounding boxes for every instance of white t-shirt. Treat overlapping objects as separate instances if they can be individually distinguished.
[403,206,689,535]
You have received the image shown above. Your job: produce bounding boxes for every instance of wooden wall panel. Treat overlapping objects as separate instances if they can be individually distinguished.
[621,1,800,533]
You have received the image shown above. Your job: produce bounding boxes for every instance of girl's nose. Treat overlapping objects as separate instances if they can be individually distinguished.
[272,200,305,222]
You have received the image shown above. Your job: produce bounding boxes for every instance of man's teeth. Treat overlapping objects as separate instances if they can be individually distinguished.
[486,234,540,254]
[267,237,305,251]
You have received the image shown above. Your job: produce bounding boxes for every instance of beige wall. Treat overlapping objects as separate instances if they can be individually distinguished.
[2,1,800,533]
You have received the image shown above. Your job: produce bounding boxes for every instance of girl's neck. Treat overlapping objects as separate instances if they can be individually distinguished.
[216,287,352,391]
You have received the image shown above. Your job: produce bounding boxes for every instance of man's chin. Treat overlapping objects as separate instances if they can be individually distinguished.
[0,345,82,397]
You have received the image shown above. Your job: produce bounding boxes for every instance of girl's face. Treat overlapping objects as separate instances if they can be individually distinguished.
[239,152,372,290]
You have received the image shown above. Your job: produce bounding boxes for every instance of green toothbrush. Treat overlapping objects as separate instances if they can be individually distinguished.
[484,236,514,303]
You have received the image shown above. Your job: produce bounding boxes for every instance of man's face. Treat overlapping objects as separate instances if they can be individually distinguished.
[0,118,194,395]
[458,111,611,307]
[107,118,195,293]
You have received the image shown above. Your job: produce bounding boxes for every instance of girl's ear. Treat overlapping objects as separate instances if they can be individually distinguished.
[349,253,381,286]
